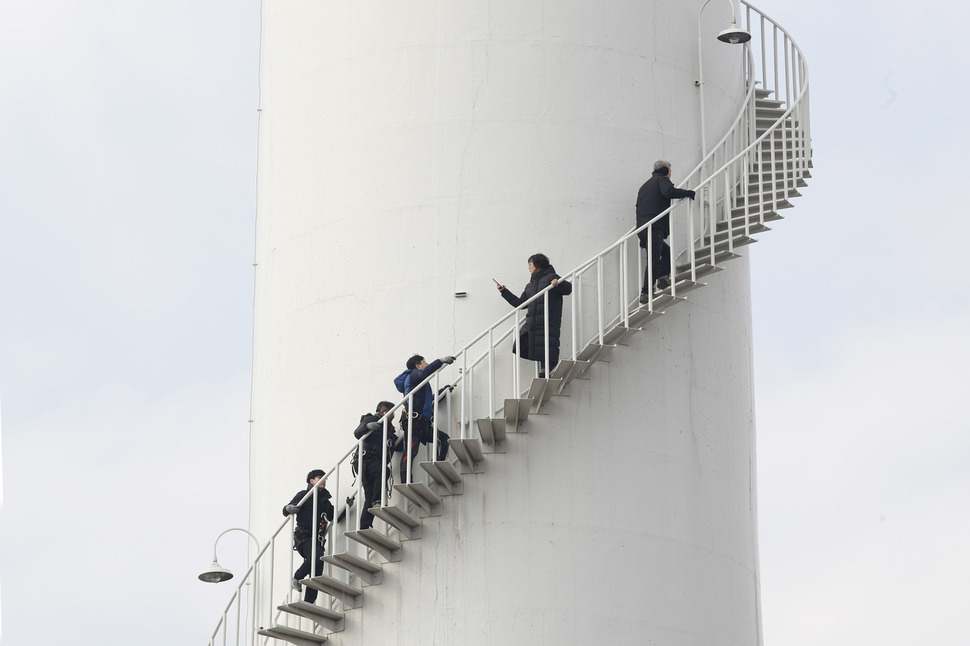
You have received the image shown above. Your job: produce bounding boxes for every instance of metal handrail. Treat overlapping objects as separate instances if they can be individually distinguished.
[206,2,810,643]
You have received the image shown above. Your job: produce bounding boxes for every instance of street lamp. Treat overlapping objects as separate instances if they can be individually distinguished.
[697,0,752,157]
[198,527,260,583]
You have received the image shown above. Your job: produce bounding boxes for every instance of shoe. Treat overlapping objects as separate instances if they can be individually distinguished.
[537,369,546,379]
[371,502,381,509]
[638,292,650,305]
[655,276,670,290]
[291,578,301,591]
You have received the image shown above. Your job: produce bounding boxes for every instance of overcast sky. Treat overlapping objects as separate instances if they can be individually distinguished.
[1,1,968,645]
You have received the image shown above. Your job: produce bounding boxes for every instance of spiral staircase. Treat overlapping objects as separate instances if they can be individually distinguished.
[207,3,811,645]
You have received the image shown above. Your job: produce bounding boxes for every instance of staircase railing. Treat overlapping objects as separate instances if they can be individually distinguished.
[206,2,810,644]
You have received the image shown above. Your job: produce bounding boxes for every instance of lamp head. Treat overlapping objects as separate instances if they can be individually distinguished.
[717,23,751,44]
[198,560,234,583]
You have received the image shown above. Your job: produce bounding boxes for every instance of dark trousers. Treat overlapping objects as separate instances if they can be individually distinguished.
[359,458,383,530]
[294,540,325,603]
[639,228,670,293]
[399,430,450,482]
[537,343,559,374]
[518,331,560,375]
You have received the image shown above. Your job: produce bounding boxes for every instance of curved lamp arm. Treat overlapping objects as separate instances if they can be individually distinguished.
[199,527,261,583]
[211,527,260,563]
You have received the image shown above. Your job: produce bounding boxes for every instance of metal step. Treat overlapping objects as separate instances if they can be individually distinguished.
[393,481,442,516]
[706,225,766,245]
[754,138,807,151]
[628,304,665,328]
[755,125,804,138]
[504,397,533,431]
[323,552,383,585]
[370,503,423,539]
[754,147,800,159]
[526,376,562,413]
[449,437,485,473]
[419,459,464,494]
[258,625,327,646]
[302,574,363,609]
[755,117,798,130]
[475,417,507,453]
[731,200,793,219]
[736,189,801,206]
[723,208,785,226]
[672,262,723,282]
[717,219,771,237]
[746,177,806,192]
[691,248,742,266]
[576,342,612,364]
[663,278,706,298]
[754,106,786,119]
[748,168,811,182]
[755,96,784,109]
[278,601,345,633]
[345,529,402,563]
[639,289,686,311]
[751,157,811,171]
[694,235,758,259]
[548,358,592,393]
[602,323,637,346]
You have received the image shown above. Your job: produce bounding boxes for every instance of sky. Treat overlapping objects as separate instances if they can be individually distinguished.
[0,1,968,645]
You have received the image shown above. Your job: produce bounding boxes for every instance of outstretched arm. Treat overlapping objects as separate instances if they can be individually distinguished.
[659,176,695,200]
[499,285,525,308]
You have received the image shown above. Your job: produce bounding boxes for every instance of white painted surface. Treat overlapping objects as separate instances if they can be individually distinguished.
[251,0,755,643]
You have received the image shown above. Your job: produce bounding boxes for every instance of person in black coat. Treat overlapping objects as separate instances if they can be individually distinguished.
[635,161,695,299]
[496,253,573,378]
[282,469,335,603]
[353,401,396,530]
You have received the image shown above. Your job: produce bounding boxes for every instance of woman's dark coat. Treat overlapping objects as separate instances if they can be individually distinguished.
[500,265,572,365]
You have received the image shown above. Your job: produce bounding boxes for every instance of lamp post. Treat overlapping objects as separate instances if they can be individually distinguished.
[696,0,751,159]
[199,527,260,583]
[200,528,262,646]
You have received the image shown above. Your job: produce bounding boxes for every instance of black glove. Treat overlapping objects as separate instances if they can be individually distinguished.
[441,356,455,364]
[687,190,696,200]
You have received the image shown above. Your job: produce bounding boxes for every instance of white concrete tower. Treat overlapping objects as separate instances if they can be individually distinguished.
[250,1,760,644]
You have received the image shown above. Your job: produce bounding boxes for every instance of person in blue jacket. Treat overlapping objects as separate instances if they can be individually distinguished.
[394,354,454,481]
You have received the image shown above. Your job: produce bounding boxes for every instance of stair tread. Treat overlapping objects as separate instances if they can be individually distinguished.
[279,601,345,621]
[303,573,362,596]
[324,551,383,575]
[449,437,485,471]
[258,625,328,645]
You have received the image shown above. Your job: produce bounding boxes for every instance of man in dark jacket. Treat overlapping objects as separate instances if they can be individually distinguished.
[395,354,455,481]
[496,253,573,378]
[282,469,335,603]
[353,401,396,530]
[636,161,696,300]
